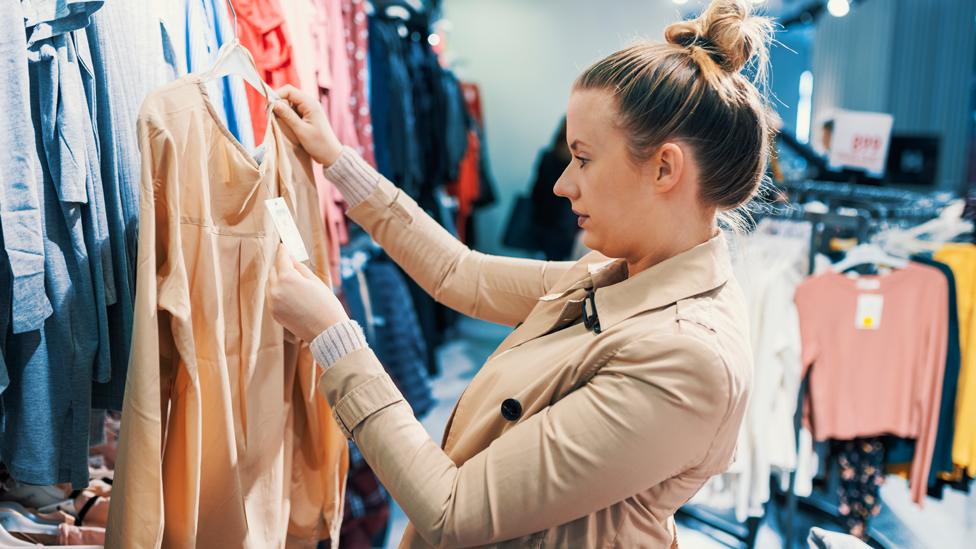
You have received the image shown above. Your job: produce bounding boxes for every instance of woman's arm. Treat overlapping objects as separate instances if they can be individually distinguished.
[315,333,734,548]
[273,86,573,327]
[328,148,571,326]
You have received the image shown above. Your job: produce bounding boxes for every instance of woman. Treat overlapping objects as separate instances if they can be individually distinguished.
[269,0,773,546]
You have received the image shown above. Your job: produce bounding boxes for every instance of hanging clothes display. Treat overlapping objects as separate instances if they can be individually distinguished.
[1,0,113,491]
[229,0,301,141]
[157,0,256,150]
[105,75,347,548]
[694,220,810,521]
[340,248,434,418]
[885,253,964,499]
[935,244,976,478]
[279,0,344,285]
[341,0,376,167]
[795,262,949,505]
[85,0,171,410]
[0,0,484,545]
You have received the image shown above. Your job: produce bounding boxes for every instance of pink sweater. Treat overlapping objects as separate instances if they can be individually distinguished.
[795,263,948,504]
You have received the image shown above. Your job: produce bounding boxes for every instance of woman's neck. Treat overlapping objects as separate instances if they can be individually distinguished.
[626,222,717,277]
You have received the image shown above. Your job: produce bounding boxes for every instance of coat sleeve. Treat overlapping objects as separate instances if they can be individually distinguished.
[326,150,574,327]
[317,333,734,548]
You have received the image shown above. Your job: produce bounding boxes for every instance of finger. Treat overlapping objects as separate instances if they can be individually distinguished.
[275,244,296,276]
[275,84,301,103]
[273,100,304,127]
[293,257,318,279]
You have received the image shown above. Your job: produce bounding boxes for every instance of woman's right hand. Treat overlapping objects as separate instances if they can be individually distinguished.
[273,85,343,167]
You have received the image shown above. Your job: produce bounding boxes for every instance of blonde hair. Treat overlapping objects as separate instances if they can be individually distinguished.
[575,0,776,212]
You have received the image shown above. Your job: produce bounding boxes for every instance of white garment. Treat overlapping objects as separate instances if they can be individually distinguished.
[695,224,810,520]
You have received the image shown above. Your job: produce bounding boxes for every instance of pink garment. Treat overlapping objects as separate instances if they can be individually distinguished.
[314,0,359,153]
[795,263,948,505]
[283,0,344,284]
[312,0,356,274]
[341,0,376,166]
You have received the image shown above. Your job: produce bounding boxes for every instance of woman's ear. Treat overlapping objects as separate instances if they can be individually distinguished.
[648,142,684,194]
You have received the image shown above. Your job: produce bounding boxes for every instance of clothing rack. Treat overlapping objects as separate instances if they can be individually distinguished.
[774,187,954,549]
[681,182,958,548]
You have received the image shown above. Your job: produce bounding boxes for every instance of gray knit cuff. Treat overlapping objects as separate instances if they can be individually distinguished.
[310,320,369,369]
[323,146,381,207]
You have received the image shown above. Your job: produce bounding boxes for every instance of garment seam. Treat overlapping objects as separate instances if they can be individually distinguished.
[178,217,268,237]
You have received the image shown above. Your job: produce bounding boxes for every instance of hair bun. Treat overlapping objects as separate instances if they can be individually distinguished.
[665,0,774,76]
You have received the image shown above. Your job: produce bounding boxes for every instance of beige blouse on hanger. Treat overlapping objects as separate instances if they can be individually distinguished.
[105,75,348,549]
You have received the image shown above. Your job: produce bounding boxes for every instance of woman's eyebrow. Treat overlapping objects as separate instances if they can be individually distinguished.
[570,140,590,151]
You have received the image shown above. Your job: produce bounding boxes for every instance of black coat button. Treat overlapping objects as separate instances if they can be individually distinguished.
[501,398,523,421]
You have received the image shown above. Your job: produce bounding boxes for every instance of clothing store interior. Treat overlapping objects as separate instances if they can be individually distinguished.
[1,0,975,547]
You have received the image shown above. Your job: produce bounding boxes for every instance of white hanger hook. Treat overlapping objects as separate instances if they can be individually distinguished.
[226,0,239,42]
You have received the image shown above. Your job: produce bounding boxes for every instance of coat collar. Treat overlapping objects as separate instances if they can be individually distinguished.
[592,232,734,332]
[490,233,733,358]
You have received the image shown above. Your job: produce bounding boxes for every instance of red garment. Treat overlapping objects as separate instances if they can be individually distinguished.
[446,83,486,243]
[447,131,480,243]
[231,0,301,142]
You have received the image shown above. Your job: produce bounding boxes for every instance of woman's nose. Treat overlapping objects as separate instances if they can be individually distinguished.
[553,167,579,199]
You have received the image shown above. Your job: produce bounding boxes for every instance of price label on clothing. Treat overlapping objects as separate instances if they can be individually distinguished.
[265,197,310,262]
[855,294,884,330]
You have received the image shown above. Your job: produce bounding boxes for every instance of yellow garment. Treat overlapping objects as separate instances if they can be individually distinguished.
[935,244,976,476]
[886,462,911,480]
[105,76,347,549]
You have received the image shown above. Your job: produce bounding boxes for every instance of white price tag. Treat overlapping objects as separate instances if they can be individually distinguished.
[855,294,884,330]
[856,278,881,291]
[265,197,309,262]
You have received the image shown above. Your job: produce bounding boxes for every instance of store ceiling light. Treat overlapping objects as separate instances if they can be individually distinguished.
[672,0,689,5]
[827,0,850,17]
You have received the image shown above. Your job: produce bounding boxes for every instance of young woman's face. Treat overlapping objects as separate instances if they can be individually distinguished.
[554,89,659,261]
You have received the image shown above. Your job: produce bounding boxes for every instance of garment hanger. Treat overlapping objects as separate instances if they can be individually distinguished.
[831,242,909,273]
[0,502,62,526]
[198,0,279,102]
[0,512,103,548]
[0,521,35,547]
[0,509,60,537]
[876,200,973,256]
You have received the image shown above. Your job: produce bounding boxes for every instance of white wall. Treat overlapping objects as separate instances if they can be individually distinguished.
[442,0,679,253]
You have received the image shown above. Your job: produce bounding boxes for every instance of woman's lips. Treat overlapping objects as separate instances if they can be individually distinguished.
[576,215,589,228]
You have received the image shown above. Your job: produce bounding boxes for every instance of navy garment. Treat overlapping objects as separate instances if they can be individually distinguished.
[341,252,434,419]
[441,70,470,183]
[368,17,421,196]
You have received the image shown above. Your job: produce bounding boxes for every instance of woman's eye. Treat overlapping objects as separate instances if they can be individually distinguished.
[575,156,589,168]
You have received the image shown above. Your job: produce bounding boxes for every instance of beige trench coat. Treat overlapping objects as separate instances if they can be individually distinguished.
[317,154,753,548]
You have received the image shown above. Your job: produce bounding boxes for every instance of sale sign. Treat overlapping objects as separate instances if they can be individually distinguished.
[827,110,895,176]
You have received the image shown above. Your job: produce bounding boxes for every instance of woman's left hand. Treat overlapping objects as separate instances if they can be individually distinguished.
[268,245,349,342]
